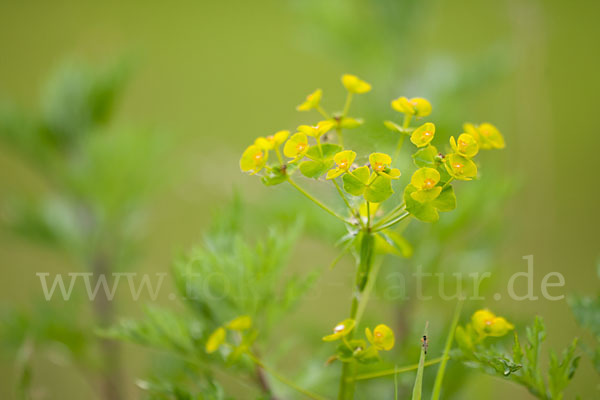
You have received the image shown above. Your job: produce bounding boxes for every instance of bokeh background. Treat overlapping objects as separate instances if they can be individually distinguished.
[1,0,599,398]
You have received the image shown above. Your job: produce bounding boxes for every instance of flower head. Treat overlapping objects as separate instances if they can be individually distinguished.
[283,132,309,162]
[240,144,267,174]
[392,97,432,118]
[368,152,400,179]
[326,150,356,180]
[226,315,252,331]
[450,133,479,158]
[471,309,514,337]
[297,120,335,138]
[410,122,436,147]
[296,89,322,111]
[445,153,477,181]
[255,130,290,151]
[410,167,442,203]
[341,74,372,94]
[205,327,226,353]
[464,122,505,150]
[323,318,356,342]
[365,324,395,351]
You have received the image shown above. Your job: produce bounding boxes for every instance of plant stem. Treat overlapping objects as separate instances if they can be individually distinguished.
[342,92,353,117]
[246,353,329,400]
[354,357,446,381]
[338,231,375,400]
[373,212,410,232]
[336,127,344,148]
[431,299,463,400]
[317,105,331,120]
[286,177,348,223]
[333,179,362,228]
[372,203,406,230]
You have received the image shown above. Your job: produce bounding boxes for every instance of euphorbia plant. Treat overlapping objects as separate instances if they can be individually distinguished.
[238,74,505,399]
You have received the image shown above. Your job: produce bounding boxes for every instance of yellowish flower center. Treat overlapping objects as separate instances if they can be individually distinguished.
[337,159,348,169]
[458,139,468,148]
[296,143,307,153]
[373,162,385,172]
[422,178,436,190]
[334,324,345,333]
[453,163,463,172]
[485,319,493,326]
[423,131,432,138]
[267,135,275,142]
[253,152,263,162]
[374,331,383,338]
[480,128,490,137]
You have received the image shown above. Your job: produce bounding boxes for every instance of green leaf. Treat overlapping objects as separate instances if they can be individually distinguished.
[376,231,413,258]
[306,143,341,161]
[365,175,393,203]
[336,339,367,362]
[412,145,438,168]
[432,185,457,212]
[355,346,381,364]
[299,159,334,178]
[261,165,293,186]
[404,184,439,223]
[343,166,370,196]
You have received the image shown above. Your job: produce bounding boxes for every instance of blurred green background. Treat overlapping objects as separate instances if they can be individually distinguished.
[1,0,599,398]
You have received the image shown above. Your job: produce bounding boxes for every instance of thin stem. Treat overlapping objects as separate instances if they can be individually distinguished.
[317,105,332,120]
[342,92,353,117]
[316,136,324,157]
[336,127,344,148]
[333,179,362,228]
[354,357,446,381]
[431,300,463,400]
[372,203,406,230]
[246,353,329,400]
[286,177,348,223]
[393,135,406,162]
[354,258,382,327]
[373,212,410,232]
[442,177,455,189]
[275,147,284,164]
[366,202,371,230]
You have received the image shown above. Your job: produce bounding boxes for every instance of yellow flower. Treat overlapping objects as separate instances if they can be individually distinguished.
[471,309,514,337]
[410,167,442,203]
[225,315,252,331]
[450,133,479,158]
[283,132,309,162]
[297,120,335,138]
[445,153,477,181]
[296,89,322,111]
[341,74,372,94]
[205,327,226,353]
[365,324,395,351]
[464,123,505,150]
[323,319,356,342]
[410,122,436,147]
[326,150,356,180]
[336,116,363,129]
[255,130,290,151]
[369,152,400,179]
[391,97,432,118]
[240,144,267,175]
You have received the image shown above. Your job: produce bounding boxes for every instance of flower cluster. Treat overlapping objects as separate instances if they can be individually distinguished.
[239,73,504,226]
[322,319,395,364]
[205,315,255,361]
[455,309,514,349]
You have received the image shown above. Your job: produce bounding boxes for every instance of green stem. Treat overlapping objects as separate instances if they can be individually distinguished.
[333,179,362,228]
[287,177,348,223]
[371,203,406,230]
[338,231,375,400]
[246,353,329,400]
[342,92,353,117]
[336,127,344,148]
[316,136,324,157]
[431,300,463,400]
[373,212,410,232]
[442,177,455,189]
[275,147,284,164]
[354,357,446,381]
[317,105,332,120]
